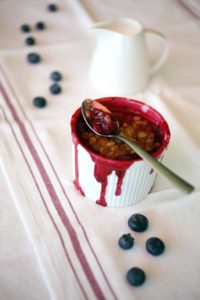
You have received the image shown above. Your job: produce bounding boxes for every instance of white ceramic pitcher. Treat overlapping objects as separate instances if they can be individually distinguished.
[89,18,169,95]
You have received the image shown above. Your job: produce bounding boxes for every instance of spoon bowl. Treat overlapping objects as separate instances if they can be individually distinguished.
[81,98,120,136]
[81,99,194,194]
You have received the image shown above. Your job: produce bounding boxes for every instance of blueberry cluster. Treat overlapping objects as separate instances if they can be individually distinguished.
[19,3,63,108]
[32,71,63,108]
[128,213,148,232]
[33,97,47,108]
[47,3,58,12]
[20,21,46,48]
[118,234,134,250]
[27,53,41,64]
[49,71,62,95]
[118,213,165,287]
[20,3,58,48]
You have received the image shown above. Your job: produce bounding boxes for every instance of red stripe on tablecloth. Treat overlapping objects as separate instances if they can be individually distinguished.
[175,0,200,19]
[0,66,118,300]
[0,104,88,300]
[0,83,106,300]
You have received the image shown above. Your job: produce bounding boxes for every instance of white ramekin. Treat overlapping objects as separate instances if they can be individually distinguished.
[70,97,170,207]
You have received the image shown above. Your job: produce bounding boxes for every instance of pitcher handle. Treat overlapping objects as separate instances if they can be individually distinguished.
[144,28,170,75]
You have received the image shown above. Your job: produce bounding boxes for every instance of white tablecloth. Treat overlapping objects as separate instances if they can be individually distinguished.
[0,0,200,299]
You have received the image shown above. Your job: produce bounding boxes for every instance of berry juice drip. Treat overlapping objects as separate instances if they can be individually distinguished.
[73,141,85,196]
[149,168,154,174]
[93,160,112,206]
[92,157,128,206]
[115,170,126,195]
[72,134,128,205]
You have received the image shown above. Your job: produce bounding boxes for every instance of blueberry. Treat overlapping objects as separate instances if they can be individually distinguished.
[20,24,31,33]
[127,267,146,287]
[35,21,45,30]
[118,234,134,250]
[27,52,41,64]
[47,3,58,12]
[33,97,47,108]
[146,237,165,256]
[50,83,62,95]
[128,213,148,232]
[50,71,62,82]
[25,37,35,46]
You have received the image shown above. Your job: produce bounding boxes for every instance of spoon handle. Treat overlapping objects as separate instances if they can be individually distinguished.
[117,135,194,194]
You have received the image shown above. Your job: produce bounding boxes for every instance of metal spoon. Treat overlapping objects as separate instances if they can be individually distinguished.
[81,99,194,194]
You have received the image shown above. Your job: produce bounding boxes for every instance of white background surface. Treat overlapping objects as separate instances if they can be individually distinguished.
[0,0,200,299]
